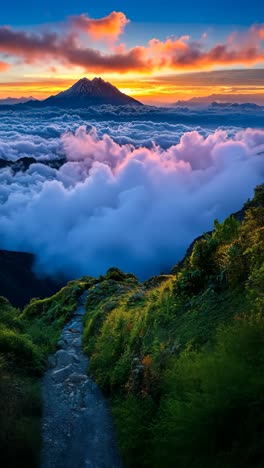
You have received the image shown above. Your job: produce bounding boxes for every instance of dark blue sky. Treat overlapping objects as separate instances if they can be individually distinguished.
[2,0,264,26]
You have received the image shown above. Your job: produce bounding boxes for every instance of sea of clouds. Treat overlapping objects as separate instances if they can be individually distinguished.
[0,107,263,280]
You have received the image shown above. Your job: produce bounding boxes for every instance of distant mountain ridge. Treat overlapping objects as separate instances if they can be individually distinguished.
[0,156,64,173]
[0,250,62,307]
[0,96,36,105]
[21,77,142,108]
[173,94,264,107]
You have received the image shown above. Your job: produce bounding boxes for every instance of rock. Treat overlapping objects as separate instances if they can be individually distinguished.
[67,327,81,334]
[60,335,74,346]
[82,379,98,395]
[52,364,74,382]
[62,329,74,337]
[69,389,82,409]
[67,372,88,384]
[55,349,74,367]
[48,355,56,368]
[57,339,67,349]
[68,351,80,363]
[72,337,82,347]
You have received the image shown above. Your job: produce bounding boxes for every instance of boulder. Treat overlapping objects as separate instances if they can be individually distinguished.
[67,372,88,384]
[52,364,74,382]
[55,349,74,367]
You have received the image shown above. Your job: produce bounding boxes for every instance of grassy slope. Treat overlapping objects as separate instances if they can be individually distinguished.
[82,185,264,468]
[0,277,93,468]
[0,185,263,468]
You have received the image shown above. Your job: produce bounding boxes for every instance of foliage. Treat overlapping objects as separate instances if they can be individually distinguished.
[82,184,264,467]
[1,184,263,467]
[153,317,264,468]
[105,267,138,283]
[0,277,92,468]
[0,298,41,467]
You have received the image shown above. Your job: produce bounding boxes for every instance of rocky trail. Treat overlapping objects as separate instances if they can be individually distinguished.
[41,292,123,468]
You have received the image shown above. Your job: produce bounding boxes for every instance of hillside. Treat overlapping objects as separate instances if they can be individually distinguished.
[0,278,92,467]
[81,184,264,467]
[0,184,263,467]
[0,96,36,105]
[0,250,63,308]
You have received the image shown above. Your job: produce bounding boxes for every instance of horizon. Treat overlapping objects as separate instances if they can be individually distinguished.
[0,3,264,104]
[1,72,264,106]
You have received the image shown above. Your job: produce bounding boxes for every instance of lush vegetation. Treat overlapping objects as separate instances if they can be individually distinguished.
[0,277,92,468]
[0,185,263,468]
[83,184,264,468]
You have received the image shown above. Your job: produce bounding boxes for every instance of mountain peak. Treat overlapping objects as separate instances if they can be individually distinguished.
[0,96,37,105]
[43,77,142,107]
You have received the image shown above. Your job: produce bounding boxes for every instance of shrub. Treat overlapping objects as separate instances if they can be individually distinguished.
[105,268,128,282]
[0,327,43,375]
[152,317,264,468]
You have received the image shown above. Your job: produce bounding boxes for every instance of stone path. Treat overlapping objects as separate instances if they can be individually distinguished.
[40,292,123,468]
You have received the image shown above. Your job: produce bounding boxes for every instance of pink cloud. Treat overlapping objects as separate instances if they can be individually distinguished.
[71,11,129,42]
[0,60,9,71]
[0,15,263,73]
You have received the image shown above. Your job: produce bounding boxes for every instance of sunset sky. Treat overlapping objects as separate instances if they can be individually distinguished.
[0,0,264,103]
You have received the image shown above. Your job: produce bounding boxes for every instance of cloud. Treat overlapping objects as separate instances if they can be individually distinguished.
[0,61,9,71]
[0,24,147,73]
[146,25,264,70]
[70,11,129,42]
[0,26,74,62]
[0,15,264,73]
[151,69,264,86]
[64,44,149,72]
[0,111,263,280]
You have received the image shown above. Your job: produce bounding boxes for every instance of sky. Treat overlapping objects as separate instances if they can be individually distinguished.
[0,1,264,103]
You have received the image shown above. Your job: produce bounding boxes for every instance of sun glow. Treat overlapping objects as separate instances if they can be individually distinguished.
[1,76,264,104]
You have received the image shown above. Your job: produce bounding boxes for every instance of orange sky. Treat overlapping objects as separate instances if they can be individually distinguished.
[0,11,264,103]
[1,71,264,105]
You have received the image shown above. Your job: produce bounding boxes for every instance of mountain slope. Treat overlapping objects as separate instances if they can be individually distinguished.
[81,184,264,467]
[42,77,142,107]
[0,250,62,307]
[0,96,36,105]
[0,279,90,468]
[0,185,263,468]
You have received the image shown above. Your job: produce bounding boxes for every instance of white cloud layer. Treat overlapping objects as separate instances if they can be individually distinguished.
[0,109,263,279]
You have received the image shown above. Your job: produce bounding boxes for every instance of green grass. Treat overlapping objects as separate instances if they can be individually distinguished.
[0,276,93,468]
[82,185,264,467]
[1,185,263,468]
